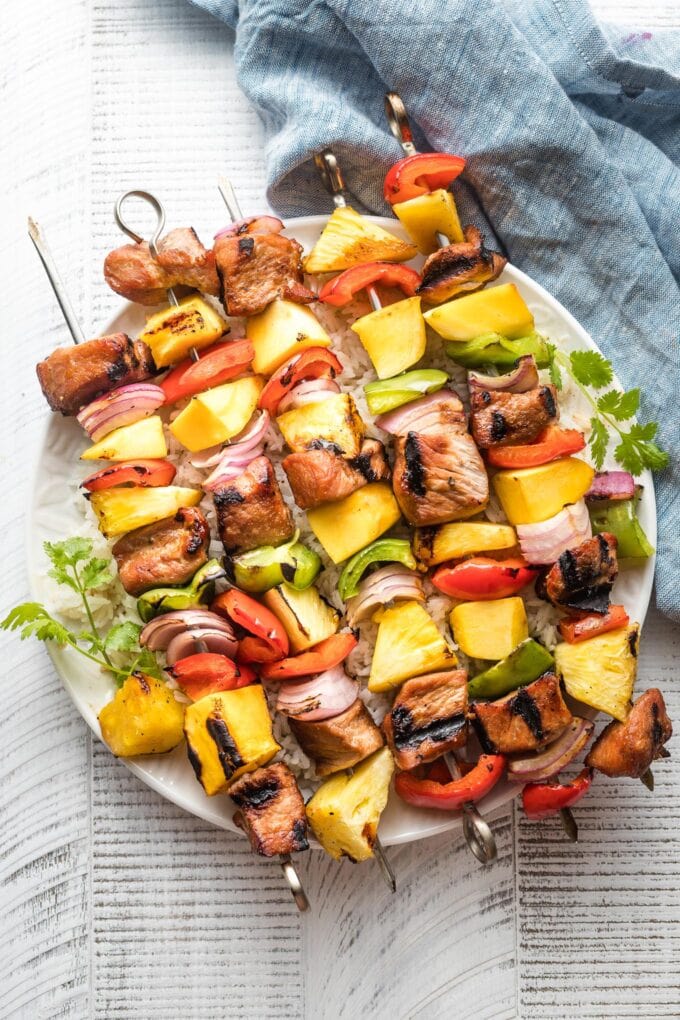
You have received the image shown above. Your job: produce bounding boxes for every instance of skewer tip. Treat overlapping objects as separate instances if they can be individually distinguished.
[373,837,397,893]
[27,216,40,241]
[640,768,654,792]
[559,807,579,842]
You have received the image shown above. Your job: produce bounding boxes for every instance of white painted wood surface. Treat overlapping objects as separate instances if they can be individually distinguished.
[1,1,678,1017]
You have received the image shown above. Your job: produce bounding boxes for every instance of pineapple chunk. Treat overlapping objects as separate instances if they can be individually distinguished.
[169,375,263,452]
[88,485,201,537]
[413,521,517,567]
[492,458,595,525]
[307,483,401,564]
[450,597,528,661]
[555,625,639,722]
[246,299,332,375]
[183,686,280,795]
[393,189,464,255]
[263,583,339,652]
[303,206,417,273]
[98,673,185,757]
[424,283,534,341]
[139,296,227,368]
[369,600,457,692]
[306,747,394,861]
[276,392,364,458]
[81,415,167,461]
[351,296,426,379]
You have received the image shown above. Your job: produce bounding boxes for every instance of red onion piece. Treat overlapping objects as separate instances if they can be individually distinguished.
[200,411,271,490]
[77,383,165,441]
[165,627,239,664]
[277,378,341,415]
[346,564,425,627]
[140,610,236,652]
[214,215,283,240]
[517,499,592,565]
[276,665,358,722]
[375,390,457,436]
[586,471,636,502]
[508,718,594,783]
[467,356,539,394]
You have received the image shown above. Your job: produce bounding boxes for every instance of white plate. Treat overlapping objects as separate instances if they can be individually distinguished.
[27,216,656,847]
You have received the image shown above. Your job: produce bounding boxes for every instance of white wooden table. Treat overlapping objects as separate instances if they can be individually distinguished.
[2,2,679,1017]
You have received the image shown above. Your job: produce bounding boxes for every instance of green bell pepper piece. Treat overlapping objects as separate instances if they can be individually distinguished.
[136,559,226,623]
[589,498,654,559]
[228,534,321,593]
[337,538,417,601]
[468,638,555,701]
[445,331,551,369]
[364,369,449,416]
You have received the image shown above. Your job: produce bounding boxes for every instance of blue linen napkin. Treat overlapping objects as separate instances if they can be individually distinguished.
[193,0,680,622]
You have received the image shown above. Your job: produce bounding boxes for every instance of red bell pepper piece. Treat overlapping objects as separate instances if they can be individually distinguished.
[81,459,176,492]
[431,557,539,601]
[318,263,422,307]
[257,347,343,414]
[522,768,593,820]
[165,652,254,701]
[486,426,586,469]
[259,632,358,681]
[384,152,466,205]
[211,590,289,663]
[558,605,629,644]
[160,339,254,404]
[395,754,506,811]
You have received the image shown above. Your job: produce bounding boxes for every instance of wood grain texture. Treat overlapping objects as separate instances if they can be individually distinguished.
[1,0,679,1017]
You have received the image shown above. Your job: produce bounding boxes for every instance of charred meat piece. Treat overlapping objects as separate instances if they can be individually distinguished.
[472,673,573,755]
[586,688,672,779]
[541,533,618,613]
[282,439,390,510]
[104,227,220,305]
[383,669,468,770]
[288,698,384,777]
[470,385,558,448]
[229,762,310,857]
[392,430,489,526]
[111,507,210,596]
[214,226,315,317]
[213,455,295,555]
[417,226,507,304]
[36,333,155,416]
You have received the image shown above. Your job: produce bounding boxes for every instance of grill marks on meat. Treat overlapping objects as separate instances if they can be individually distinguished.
[541,533,618,613]
[230,762,309,857]
[472,673,573,754]
[383,669,468,770]
[417,226,507,304]
[586,689,672,779]
[213,455,294,554]
[392,430,489,526]
[282,439,390,510]
[36,332,156,415]
[289,698,384,777]
[470,385,558,448]
[214,226,315,317]
[111,507,210,596]
[104,228,220,305]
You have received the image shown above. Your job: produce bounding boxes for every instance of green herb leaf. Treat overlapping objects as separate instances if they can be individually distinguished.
[44,537,93,569]
[105,621,143,653]
[80,557,113,591]
[546,344,563,390]
[589,417,609,470]
[132,647,164,681]
[597,388,640,421]
[569,350,613,389]
[1,602,74,646]
[614,424,669,475]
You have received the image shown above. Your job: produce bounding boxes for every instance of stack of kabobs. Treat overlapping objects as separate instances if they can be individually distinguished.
[7,95,671,908]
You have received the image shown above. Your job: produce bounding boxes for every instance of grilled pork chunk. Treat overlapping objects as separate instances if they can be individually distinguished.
[230,762,310,857]
[111,507,210,596]
[470,385,558,448]
[417,226,507,304]
[392,430,489,526]
[213,455,295,555]
[104,227,220,305]
[586,689,672,779]
[282,438,390,510]
[540,533,618,613]
[36,333,155,416]
[472,673,572,755]
[214,219,315,317]
[289,698,384,777]
[383,669,468,770]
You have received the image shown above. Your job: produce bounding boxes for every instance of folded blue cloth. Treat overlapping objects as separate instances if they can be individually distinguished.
[193,0,680,622]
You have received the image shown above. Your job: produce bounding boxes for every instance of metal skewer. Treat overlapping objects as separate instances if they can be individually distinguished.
[28,218,86,344]
[443,753,498,863]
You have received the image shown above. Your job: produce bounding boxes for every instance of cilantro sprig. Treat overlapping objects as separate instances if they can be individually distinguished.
[1,537,160,683]
[547,346,669,474]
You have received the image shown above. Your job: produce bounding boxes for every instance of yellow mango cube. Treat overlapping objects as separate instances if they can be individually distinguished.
[369,600,457,692]
[307,483,401,564]
[393,189,464,254]
[450,597,528,661]
[169,375,263,452]
[492,457,595,525]
[351,296,426,379]
[246,299,331,375]
[412,522,517,567]
[139,296,228,368]
[98,673,185,757]
[424,283,534,341]
[81,415,167,461]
